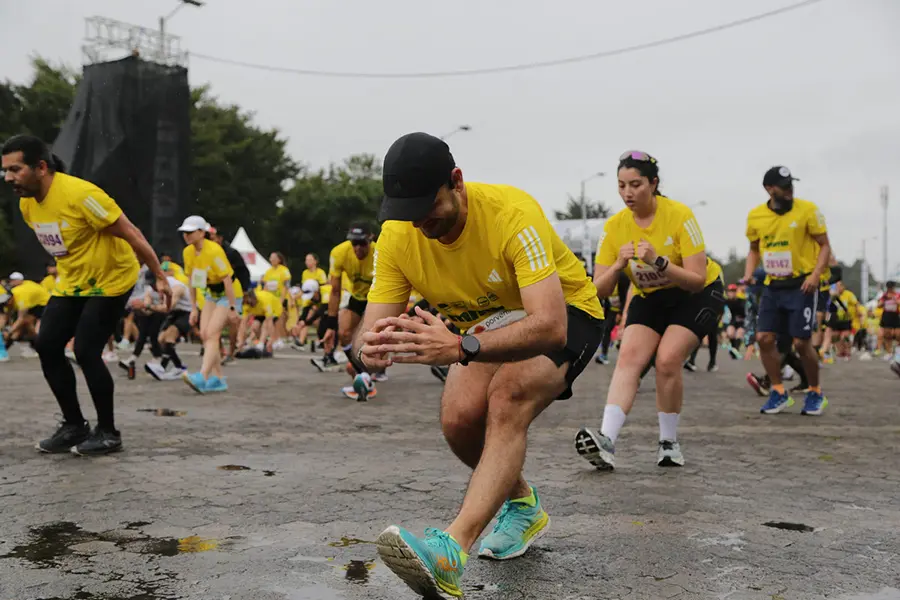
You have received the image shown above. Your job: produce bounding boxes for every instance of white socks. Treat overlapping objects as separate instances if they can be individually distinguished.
[658,412,680,442]
[599,405,627,443]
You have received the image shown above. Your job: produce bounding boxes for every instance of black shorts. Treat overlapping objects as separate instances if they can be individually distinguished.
[299,304,326,325]
[27,305,45,319]
[881,312,900,329]
[544,305,605,400]
[161,310,191,336]
[731,316,745,329]
[625,280,726,341]
[346,296,367,317]
[829,318,852,332]
[253,315,279,324]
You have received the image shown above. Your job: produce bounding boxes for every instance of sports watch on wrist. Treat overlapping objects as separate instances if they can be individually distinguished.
[459,335,481,366]
[654,256,669,272]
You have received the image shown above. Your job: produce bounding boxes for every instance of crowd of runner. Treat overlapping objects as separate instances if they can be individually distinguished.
[2,131,899,598]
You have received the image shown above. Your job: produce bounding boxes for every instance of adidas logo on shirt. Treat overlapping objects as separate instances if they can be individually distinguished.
[487,269,503,283]
[664,236,674,246]
[789,221,798,228]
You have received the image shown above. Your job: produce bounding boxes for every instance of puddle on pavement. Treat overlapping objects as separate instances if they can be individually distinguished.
[263,470,276,476]
[42,591,162,600]
[0,521,219,568]
[125,521,152,529]
[763,521,815,532]
[343,559,375,584]
[470,583,501,593]
[218,464,252,471]
[137,408,186,417]
[327,536,375,547]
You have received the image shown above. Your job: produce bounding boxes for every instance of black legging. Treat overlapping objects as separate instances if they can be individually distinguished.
[133,312,165,359]
[690,321,719,366]
[35,292,131,432]
[600,304,618,355]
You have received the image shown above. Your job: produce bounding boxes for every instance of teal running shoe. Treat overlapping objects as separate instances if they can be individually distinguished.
[376,526,466,599]
[182,371,207,394]
[478,487,550,560]
[205,376,229,393]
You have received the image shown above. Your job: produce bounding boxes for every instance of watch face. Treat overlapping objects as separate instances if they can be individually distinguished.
[461,335,480,355]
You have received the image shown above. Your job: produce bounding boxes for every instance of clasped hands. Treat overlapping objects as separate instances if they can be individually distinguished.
[359,306,461,369]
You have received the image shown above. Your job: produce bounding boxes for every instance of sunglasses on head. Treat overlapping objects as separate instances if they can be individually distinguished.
[619,150,657,164]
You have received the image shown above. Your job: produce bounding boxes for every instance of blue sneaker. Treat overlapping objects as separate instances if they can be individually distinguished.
[478,487,550,560]
[801,390,828,416]
[0,335,8,362]
[594,353,609,365]
[182,371,207,394]
[205,376,229,393]
[376,526,466,599]
[760,390,794,414]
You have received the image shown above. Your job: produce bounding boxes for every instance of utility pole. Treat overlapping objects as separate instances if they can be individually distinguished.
[579,172,604,276]
[881,185,889,286]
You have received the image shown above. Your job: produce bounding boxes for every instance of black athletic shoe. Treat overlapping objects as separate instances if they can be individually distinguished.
[430,365,449,383]
[683,361,697,372]
[36,420,90,453]
[71,427,123,456]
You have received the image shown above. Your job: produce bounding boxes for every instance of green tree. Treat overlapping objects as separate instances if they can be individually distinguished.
[190,86,300,245]
[554,194,611,220]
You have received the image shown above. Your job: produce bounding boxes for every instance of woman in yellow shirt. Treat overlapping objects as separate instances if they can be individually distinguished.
[179,215,238,394]
[4,134,170,457]
[262,252,292,340]
[576,151,724,471]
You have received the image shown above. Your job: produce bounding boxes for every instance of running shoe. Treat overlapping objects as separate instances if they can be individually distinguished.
[890,361,900,378]
[311,355,338,372]
[683,361,697,372]
[574,427,616,470]
[376,526,466,599]
[160,366,188,381]
[341,374,376,401]
[182,371,208,394]
[430,365,449,383]
[221,355,235,366]
[102,350,119,363]
[760,390,794,414]
[36,420,90,453]
[72,427,122,456]
[746,373,766,396]
[205,376,229,393]
[594,353,609,365]
[478,487,549,560]
[657,440,685,467]
[0,346,9,363]
[707,363,718,372]
[20,346,38,359]
[144,362,166,381]
[801,390,828,416]
[728,346,741,360]
[373,371,389,383]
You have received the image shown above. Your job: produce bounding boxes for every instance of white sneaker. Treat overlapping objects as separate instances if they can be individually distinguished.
[372,371,389,382]
[144,362,166,381]
[20,347,39,359]
[102,351,119,363]
[116,339,132,351]
[272,339,286,351]
[782,365,795,380]
[859,352,872,361]
[160,367,188,381]
[657,440,685,467]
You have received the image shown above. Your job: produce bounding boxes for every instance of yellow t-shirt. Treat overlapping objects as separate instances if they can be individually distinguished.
[245,289,283,319]
[596,195,722,297]
[19,173,139,297]
[261,264,291,299]
[183,240,234,293]
[745,198,827,284]
[832,289,858,322]
[40,274,57,294]
[168,262,189,286]
[369,182,603,329]
[301,267,328,286]
[329,240,376,301]
[11,281,50,311]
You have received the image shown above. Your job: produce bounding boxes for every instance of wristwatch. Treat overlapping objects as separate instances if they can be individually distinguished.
[654,256,669,272]
[459,335,481,366]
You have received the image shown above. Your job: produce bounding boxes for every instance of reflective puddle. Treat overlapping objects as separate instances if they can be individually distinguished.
[327,537,375,547]
[137,408,186,417]
[762,521,814,532]
[343,559,375,584]
[218,464,251,471]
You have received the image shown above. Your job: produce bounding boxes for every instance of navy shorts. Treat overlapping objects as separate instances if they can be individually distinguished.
[758,285,819,340]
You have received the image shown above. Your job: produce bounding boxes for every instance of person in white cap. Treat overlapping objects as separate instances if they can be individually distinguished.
[3,271,49,358]
[178,215,239,393]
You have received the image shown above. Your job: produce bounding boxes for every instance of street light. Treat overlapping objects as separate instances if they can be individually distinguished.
[439,125,471,141]
[579,172,605,276]
[159,0,204,63]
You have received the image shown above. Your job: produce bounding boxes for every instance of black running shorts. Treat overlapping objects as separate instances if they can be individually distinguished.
[346,296,367,317]
[27,305,45,319]
[544,305,605,400]
[161,310,191,336]
[881,312,900,329]
[626,280,726,341]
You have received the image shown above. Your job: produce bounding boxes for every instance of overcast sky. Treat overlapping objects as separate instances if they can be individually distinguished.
[2,0,899,276]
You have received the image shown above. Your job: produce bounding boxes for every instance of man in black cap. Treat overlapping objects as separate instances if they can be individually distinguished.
[742,166,831,417]
[355,132,604,598]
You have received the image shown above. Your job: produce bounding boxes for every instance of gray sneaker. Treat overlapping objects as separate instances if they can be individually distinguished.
[657,440,684,467]
[574,428,616,470]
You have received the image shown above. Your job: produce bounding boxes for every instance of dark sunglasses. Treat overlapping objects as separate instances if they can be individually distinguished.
[350,239,369,247]
[619,150,657,165]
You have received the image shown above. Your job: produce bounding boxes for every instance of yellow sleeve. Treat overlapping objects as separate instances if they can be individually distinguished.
[317,268,328,285]
[595,220,618,267]
[806,203,827,237]
[78,187,124,231]
[504,206,557,288]
[211,245,234,280]
[182,247,193,277]
[281,267,292,284]
[367,232,412,304]
[746,214,759,243]
[19,198,33,229]
[329,245,345,280]
[264,294,275,317]
[677,209,706,258]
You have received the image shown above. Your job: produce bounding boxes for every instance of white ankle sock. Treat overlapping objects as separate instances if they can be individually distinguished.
[658,412,680,442]
[599,405,627,443]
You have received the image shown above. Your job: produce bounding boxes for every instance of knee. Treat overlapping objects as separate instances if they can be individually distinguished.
[72,336,97,364]
[338,328,353,346]
[654,349,685,379]
[485,385,530,431]
[441,404,485,443]
[34,329,64,358]
[757,332,777,348]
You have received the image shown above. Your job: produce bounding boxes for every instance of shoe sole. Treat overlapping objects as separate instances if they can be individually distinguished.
[574,428,615,471]
[478,514,550,561]
[71,443,123,457]
[182,373,205,395]
[376,526,460,600]
[658,455,685,467]
[36,439,89,454]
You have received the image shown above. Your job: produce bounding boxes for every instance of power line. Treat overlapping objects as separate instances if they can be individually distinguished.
[190,0,825,79]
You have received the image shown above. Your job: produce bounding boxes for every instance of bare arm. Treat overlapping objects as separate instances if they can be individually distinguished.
[223,275,236,310]
[104,214,164,280]
[811,233,831,280]
[663,252,707,293]
[594,263,624,299]
[743,240,761,281]
[326,275,342,317]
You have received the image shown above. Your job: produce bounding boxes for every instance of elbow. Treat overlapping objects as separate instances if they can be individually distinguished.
[687,275,707,293]
[544,318,568,351]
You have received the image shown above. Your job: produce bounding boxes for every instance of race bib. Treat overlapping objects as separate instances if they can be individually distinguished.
[266,280,279,292]
[34,222,68,257]
[630,261,671,289]
[886,300,898,312]
[468,309,528,334]
[763,251,793,277]
[191,268,208,289]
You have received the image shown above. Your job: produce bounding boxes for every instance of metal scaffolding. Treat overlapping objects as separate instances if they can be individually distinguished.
[82,16,188,67]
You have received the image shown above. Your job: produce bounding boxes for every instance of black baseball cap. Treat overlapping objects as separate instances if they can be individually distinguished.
[346,222,371,242]
[379,132,456,222]
[763,166,799,188]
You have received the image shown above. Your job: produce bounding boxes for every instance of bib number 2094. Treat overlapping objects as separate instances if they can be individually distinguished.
[34,222,69,257]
